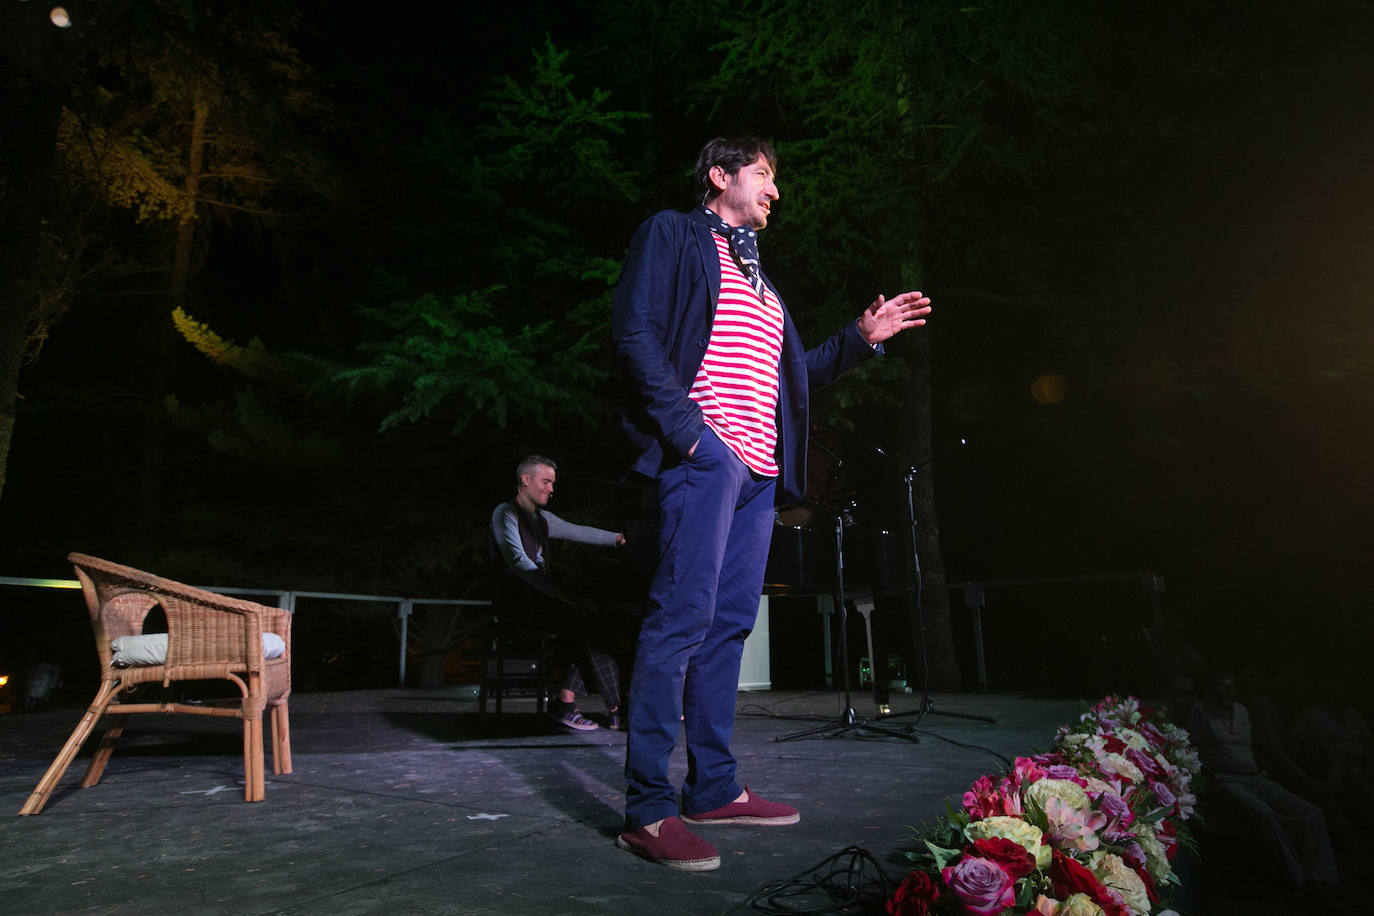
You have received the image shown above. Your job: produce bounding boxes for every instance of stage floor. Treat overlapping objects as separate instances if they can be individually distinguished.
[0,687,1322,914]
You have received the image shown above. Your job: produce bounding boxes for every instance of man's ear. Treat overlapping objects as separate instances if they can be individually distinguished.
[708,164,729,192]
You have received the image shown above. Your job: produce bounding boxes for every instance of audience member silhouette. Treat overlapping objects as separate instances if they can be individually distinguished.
[1188,670,1340,899]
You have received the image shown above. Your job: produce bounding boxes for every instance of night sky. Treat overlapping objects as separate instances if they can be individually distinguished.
[3,0,1372,701]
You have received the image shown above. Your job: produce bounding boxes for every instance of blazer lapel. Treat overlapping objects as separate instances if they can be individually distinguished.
[688,212,721,318]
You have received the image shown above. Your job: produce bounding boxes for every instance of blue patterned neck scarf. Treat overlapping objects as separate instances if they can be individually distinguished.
[701,207,764,297]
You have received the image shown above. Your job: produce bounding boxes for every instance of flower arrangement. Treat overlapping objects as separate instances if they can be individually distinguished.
[888,696,1199,916]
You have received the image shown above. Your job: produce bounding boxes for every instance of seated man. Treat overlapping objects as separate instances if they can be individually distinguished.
[1189,670,1340,899]
[1238,666,1365,862]
[491,455,626,731]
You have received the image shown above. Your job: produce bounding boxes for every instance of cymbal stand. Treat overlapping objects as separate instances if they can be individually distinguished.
[777,507,920,743]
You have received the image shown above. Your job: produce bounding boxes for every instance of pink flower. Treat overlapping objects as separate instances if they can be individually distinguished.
[1045,764,1087,784]
[1044,797,1108,852]
[963,775,1022,819]
[1033,750,1073,771]
[1098,790,1131,823]
[1125,747,1163,779]
[942,856,1017,915]
[1012,756,1050,787]
[1151,779,1178,810]
[1138,721,1168,748]
[963,775,997,818]
[1174,789,1197,820]
[1098,792,1137,845]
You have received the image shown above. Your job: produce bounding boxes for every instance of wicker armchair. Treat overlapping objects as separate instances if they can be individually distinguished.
[18,553,293,815]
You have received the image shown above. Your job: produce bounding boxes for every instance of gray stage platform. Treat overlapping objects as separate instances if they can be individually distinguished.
[0,688,1325,915]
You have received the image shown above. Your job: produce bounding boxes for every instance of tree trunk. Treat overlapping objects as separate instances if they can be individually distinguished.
[902,332,963,692]
[137,93,209,541]
[170,94,209,307]
[0,70,65,505]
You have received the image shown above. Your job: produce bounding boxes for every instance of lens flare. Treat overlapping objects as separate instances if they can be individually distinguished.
[1031,373,1069,405]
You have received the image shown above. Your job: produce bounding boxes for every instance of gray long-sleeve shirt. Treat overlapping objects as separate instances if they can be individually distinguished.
[491,503,618,600]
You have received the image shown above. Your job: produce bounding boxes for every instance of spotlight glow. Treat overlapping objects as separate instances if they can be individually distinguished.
[1031,373,1069,405]
[50,6,72,28]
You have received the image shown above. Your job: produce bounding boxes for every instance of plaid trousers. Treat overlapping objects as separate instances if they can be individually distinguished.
[509,585,624,712]
[562,640,622,712]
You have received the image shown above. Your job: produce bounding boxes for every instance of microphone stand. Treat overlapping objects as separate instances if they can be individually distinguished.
[777,505,920,744]
[877,464,994,726]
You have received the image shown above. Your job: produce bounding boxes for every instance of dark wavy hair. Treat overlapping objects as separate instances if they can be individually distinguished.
[692,136,777,204]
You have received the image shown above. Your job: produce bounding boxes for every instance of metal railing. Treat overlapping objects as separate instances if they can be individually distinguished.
[0,576,491,687]
[948,572,1165,692]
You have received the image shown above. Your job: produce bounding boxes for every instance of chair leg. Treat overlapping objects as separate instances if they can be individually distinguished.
[494,638,506,715]
[81,714,128,787]
[536,636,549,715]
[243,714,265,803]
[19,679,120,815]
[270,702,292,775]
[477,634,494,728]
[478,637,490,714]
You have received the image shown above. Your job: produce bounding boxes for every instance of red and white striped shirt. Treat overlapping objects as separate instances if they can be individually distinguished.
[689,232,785,476]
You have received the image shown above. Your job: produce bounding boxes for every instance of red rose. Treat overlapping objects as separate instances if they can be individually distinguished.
[1134,861,1160,904]
[1048,850,1131,916]
[1049,849,1102,899]
[888,869,940,916]
[969,836,1037,881]
[1157,819,1180,861]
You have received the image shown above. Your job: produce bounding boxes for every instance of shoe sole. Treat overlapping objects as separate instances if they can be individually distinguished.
[550,718,599,731]
[681,812,800,826]
[615,836,720,871]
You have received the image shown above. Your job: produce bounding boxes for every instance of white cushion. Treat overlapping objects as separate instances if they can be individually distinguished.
[111,632,285,667]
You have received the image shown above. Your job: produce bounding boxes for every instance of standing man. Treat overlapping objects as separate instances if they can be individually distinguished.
[491,455,627,731]
[611,137,932,869]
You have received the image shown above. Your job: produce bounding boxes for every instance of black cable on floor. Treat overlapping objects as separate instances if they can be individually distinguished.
[908,725,1013,769]
[720,844,898,915]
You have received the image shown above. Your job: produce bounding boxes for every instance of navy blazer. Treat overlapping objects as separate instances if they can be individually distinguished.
[611,208,880,504]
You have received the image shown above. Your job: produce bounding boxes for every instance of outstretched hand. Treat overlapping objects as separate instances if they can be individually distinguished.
[856,291,932,346]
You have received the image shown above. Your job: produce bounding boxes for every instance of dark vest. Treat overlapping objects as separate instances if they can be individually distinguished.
[508,501,549,571]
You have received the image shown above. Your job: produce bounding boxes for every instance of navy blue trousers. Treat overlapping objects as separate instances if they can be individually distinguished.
[623,427,776,828]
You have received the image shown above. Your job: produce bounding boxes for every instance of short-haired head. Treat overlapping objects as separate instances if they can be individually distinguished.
[1207,670,1237,700]
[693,136,778,205]
[516,454,557,485]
